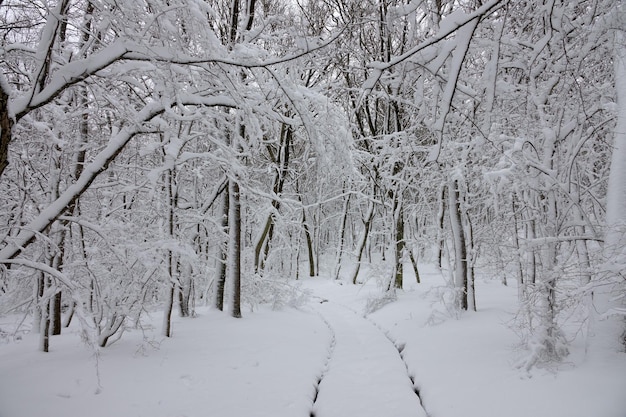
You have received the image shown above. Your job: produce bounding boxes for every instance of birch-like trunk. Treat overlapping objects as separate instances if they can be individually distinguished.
[448,180,468,311]
[589,18,626,355]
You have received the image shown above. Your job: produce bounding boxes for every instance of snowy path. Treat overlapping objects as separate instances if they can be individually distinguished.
[311,301,427,417]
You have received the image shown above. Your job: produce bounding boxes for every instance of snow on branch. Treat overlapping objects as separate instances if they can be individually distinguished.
[0,95,235,262]
[362,0,505,89]
[12,40,130,120]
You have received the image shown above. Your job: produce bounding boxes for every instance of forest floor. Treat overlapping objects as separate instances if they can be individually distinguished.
[0,263,625,417]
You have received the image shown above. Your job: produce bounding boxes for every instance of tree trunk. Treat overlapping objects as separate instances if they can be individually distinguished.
[254,124,291,273]
[465,208,476,312]
[351,201,375,285]
[254,214,273,274]
[163,167,177,337]
[229,179,242,318]
[33,272,45,333]
[178,265,192,318]
[215,189,229,311]
[333,191,351,280]
[436,186,446,268]
[590,20,626,355]
[163,261,175,337]
[302,205,316,277]
[408,249,420,284]
[40,294,51,353]
[0,85,12,178]
[393,197,404,290]
[512,196,525,300]
[51,291,62,335]
[448,180,468,311]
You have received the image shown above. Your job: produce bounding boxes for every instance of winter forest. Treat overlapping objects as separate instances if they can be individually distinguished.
[0,0,625,416]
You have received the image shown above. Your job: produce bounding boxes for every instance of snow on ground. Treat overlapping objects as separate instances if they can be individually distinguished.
[303,263,626,417]
[310,301,426,417]
[1,262,625,417]
[0,308,330,417]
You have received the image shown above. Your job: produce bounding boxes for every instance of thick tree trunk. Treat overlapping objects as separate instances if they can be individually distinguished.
[448,180,468,311]
[590,21,626,355]
[51,291,62,335]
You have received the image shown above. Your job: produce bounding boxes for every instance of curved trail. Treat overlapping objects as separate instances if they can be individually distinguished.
[310,301,427,417]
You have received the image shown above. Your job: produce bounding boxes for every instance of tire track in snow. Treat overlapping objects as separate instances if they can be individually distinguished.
[313,297,431,416]
[309,300,428,417]
[385,337,431,417]
[360,312,432,417]
[310,302,336,417]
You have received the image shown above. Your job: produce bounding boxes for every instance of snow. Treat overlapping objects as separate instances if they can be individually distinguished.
[304,265,626,417]
[311,302,425,417]
[0,309,330,417]
[591,21,626,358]
[1,263,625,417]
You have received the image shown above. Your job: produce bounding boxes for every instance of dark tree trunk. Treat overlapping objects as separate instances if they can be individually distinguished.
[51,291,62,335]
[302,206,316,277]
[351,202,375,285]
[215,187,229,311]
[393,199,405,290]
[408,249,420,284]
[0,87,12,178]
[334,192,351,280]
[229,180,242,318]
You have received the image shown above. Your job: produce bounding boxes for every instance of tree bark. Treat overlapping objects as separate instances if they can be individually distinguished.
[590,19,626,354]
[215,189,229,311]
[333,191,351,280]
[0,85,12,178]
[254,124,291,273]
[40,293,51,352]
[163,167,178,337]
[393,197,404,290]
[302,205,316,277]
[408,249,420,284]
[229,179,242,318]
[436,186,446,268]
[351,202,375,285]
[449,180,468,311]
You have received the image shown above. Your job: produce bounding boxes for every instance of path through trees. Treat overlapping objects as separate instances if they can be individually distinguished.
[311,300,427,417]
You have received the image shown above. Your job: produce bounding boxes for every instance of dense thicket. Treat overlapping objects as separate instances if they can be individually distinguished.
[0,0,624,364]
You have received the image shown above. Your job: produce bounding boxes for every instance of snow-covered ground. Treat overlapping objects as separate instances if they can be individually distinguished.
[1,263,625,417]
